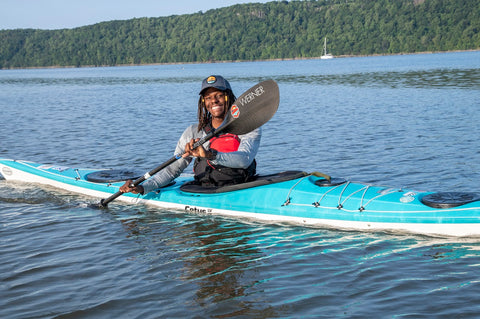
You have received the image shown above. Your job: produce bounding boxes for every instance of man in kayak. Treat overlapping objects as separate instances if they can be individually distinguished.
[120,75,261,194]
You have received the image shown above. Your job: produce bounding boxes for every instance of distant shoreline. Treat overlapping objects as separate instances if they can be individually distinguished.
[2,49,478,70]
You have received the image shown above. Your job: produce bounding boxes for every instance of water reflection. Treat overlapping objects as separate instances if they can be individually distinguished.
[114,210,284,317]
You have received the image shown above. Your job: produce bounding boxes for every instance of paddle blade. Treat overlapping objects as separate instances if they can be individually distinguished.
[222,79,279,135]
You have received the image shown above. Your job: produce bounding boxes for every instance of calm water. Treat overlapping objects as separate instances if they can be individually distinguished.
[1,51,480,318]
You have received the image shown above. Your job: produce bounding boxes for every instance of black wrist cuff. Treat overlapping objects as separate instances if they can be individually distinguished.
[210,149,218,160]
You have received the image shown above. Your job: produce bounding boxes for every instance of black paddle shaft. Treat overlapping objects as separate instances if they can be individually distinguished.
[99,79,279,207]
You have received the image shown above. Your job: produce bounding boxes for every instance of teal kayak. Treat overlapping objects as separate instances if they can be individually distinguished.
[1,158,480,237]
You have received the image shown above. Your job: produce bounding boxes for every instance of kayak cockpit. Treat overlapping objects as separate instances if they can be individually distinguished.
[180,171,309,194]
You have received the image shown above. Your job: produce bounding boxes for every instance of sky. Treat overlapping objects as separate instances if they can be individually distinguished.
[0,0,273,30]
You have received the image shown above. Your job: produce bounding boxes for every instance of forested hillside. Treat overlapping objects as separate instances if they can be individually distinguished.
[0,0,478,68]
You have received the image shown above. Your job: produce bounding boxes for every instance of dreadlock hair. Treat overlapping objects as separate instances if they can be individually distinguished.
[197,89,237,132]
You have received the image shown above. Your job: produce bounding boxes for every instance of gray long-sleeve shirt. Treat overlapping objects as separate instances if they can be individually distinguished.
[141,124,261,194]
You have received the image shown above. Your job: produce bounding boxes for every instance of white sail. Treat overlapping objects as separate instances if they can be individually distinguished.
[321,37,334,59]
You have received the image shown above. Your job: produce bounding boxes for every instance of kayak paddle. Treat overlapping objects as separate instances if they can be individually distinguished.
[99,79,280,208]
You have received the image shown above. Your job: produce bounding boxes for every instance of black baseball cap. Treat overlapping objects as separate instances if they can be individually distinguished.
[199,75,232,95]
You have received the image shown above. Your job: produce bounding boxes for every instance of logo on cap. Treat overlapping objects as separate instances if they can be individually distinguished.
[207,76,217,84]
[231,105,240,118]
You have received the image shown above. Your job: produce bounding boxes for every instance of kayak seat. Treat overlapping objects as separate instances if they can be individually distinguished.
[180,171,308,194]
[421,192,480,209]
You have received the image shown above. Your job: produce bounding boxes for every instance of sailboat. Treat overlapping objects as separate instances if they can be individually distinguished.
[320,37,334,59]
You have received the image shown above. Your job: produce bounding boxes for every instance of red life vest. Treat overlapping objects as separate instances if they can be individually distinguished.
[209,133,240,152]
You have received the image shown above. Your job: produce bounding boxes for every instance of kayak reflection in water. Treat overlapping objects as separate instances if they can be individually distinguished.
[120,75,261,195]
